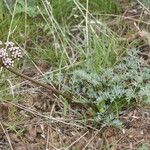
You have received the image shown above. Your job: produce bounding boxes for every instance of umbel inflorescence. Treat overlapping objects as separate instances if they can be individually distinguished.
[0,41,22,68]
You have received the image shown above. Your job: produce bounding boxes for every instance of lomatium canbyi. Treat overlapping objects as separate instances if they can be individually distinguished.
[0,40,98,111]
[0,41,22,68]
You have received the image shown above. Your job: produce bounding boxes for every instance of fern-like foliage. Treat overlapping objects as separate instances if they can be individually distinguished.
[67,49,150,113]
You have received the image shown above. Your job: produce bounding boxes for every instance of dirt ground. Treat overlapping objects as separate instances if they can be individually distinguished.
[0,94,150,150]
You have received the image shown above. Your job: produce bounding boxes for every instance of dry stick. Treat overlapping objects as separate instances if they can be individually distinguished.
[5,67,72,100]
[4,66,99,112]
[0,122,14,150]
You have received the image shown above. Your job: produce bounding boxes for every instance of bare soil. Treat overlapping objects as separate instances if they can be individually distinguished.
[0,93,150,150]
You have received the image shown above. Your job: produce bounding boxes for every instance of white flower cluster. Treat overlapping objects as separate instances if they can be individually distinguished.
[0,41,23,68]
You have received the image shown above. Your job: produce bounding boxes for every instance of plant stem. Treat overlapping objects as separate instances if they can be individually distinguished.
[5,67,72,100]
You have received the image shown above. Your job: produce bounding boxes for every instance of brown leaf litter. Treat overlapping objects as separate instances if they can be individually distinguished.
[0,97,150,150]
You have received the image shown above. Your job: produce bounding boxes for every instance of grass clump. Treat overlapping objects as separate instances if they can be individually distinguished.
[82,0,120,14]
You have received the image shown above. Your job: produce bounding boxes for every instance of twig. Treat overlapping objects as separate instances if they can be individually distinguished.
[82,129,102,150]
[0,122,14,150]
[5,66,72,100]
[5,101,86,129]
[136,0,150,15]
[64,131,89,150]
